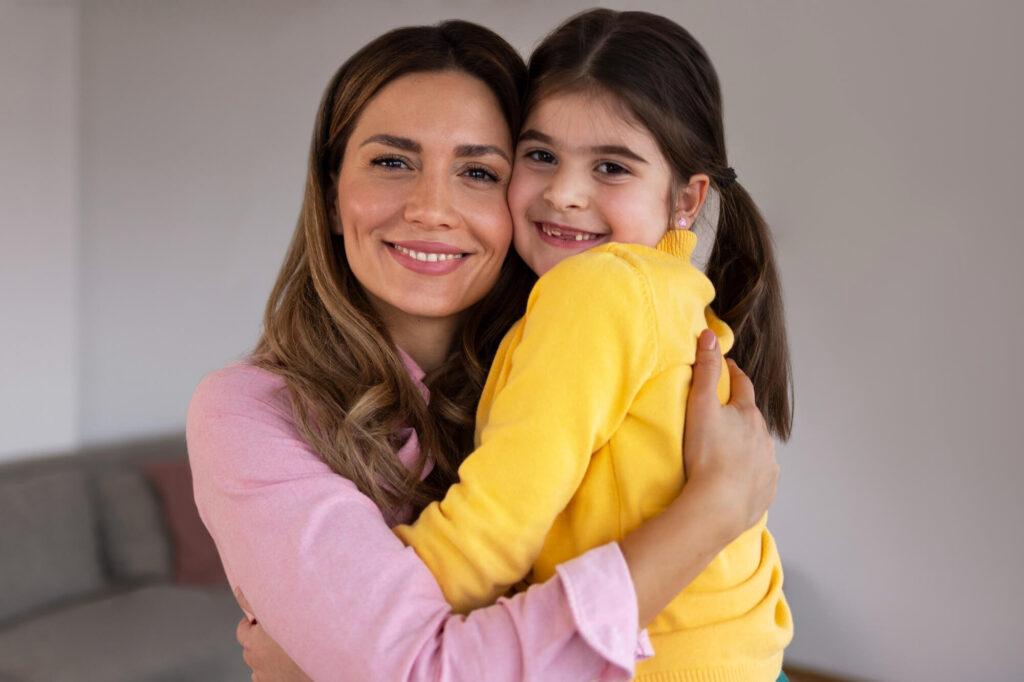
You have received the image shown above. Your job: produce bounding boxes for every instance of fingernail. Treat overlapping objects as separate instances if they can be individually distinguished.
[699,329,718,351]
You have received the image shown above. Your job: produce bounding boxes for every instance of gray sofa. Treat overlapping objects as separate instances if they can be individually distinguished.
[0,434,249,682]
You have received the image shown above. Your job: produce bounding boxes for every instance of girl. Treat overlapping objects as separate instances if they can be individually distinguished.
[393,9,793,681]
[189,18,779,682]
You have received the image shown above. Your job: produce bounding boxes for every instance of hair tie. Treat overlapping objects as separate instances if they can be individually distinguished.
[719,167,738,189]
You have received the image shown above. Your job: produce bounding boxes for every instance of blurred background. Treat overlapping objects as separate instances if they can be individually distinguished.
[2,1,1023,680]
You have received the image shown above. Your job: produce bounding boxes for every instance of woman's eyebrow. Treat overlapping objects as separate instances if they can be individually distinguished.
[359,135,509,164]
[455,144,510,164]
[518,129,647,164]
[360,134,420,151]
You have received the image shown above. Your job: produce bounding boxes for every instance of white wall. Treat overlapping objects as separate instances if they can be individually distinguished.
[0,0,79,459]
[6,0,1024,678]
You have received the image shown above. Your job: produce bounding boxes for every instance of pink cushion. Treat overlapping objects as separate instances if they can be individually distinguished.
[142,458,227,585]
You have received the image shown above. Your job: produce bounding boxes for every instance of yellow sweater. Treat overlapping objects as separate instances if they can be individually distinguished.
[395,231,792,681]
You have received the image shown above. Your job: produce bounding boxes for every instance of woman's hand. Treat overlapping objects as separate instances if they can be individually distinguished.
[683,329,778,544]
[234,589,313,682]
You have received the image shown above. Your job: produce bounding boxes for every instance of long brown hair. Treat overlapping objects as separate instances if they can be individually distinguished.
[527,9,793,439]
[255,22,533,520]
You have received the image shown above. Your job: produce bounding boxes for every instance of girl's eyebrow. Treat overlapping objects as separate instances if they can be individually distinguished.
[359,135,510,164]
[518,128,648,164]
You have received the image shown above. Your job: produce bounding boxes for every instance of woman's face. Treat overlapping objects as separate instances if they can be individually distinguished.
[335,70,514,336]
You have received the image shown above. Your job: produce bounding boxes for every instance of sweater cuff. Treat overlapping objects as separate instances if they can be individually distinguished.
[555,542,653,681]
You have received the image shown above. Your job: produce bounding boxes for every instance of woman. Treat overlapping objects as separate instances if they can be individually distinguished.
[188,20,778,682]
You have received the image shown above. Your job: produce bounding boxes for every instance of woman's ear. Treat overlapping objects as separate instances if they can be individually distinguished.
[673,173,710,230]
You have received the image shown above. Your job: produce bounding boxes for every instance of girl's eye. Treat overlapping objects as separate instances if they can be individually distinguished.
[370,156,410,170]
[463,165,501,183]
[524,149,557,165]
[596,161,629,175]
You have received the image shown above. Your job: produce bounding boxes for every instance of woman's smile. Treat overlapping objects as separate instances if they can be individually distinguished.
[388,240,469,273]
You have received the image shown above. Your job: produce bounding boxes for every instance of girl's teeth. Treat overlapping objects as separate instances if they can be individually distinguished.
[540,224,598,241]
[393,244,465,262]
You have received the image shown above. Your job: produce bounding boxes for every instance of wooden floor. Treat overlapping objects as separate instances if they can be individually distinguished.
[784,665,860,682]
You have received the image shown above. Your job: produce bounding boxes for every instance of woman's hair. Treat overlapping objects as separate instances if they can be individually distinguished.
[255,21,534,520]
[527,9,793,439]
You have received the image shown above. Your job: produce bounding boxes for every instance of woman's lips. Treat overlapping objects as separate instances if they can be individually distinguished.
[386,240,469,275]
[534,222,605,248]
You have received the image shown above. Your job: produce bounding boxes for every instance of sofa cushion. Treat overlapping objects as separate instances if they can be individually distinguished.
[96,467,172,584]
[142,458,227,585]
[0,468,106,624]
[0,584,250,682]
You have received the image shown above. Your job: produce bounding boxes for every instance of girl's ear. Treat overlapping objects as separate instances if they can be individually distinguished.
[673,173,710,230]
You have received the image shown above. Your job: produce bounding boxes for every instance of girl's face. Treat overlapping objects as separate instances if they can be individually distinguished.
[334,70,514,334]
[507,90,677,277]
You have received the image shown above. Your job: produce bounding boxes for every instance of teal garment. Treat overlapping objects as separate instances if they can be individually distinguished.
[777,672,789,682]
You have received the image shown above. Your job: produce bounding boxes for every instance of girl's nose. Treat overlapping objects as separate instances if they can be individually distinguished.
[541,168,588,212]
[403,171,458,229]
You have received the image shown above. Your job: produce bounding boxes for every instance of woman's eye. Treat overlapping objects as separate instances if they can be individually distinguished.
[596,161,629,175]
[463,166,500,183]
[370,156,410,170]
[524,149,556,164]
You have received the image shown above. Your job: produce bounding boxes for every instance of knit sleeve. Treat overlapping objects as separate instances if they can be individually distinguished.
[393,249,658,613]
[187,362,649,681]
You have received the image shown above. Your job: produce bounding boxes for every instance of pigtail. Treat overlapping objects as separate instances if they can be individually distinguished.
[527,8,794,438]
[706,179,793,440]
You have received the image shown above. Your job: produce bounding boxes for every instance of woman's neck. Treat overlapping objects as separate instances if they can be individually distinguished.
[385,315,457,374]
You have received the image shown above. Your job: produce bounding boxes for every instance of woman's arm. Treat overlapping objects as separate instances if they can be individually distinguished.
[234,336,778,678]
[188,363,646,682]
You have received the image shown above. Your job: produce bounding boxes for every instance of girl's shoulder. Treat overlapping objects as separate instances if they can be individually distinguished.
[539,241,710,299]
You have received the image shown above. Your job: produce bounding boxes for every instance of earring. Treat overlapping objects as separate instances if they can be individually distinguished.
[676,216,688,228]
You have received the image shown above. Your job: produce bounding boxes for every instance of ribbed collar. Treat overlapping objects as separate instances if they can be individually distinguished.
[655,228,698,259]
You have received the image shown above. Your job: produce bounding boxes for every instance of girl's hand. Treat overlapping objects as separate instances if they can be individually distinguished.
[234,588,313,682]
[683,329,778,544]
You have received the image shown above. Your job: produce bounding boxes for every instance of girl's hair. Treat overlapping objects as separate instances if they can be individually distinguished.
[255,21,534,520]
[528,9,793,439]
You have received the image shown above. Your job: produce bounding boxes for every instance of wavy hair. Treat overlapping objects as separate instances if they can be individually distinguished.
[255,21,534,520]
[527,9,793,438]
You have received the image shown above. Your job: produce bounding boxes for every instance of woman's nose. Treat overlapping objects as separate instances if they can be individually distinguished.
[403,171,457,229]
[541,167,588,212]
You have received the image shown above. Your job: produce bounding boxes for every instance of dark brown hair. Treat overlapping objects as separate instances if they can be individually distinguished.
[255,21,533,520]
[528,8,793,438]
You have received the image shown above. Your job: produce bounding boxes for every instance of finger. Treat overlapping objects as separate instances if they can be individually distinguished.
[690,329,722,400]
[725,359,756,408]
[235,587,256,623]
[236,616,252,645]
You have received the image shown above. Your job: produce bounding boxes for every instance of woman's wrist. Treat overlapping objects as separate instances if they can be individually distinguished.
[619,486,731,628]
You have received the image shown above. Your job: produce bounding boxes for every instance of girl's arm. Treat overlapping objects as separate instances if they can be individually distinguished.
[394,249,714,612]
[234,337,778,679]
[188,363,646,682]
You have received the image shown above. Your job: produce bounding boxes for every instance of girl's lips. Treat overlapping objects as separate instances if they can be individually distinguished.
[533,221,606,249]
[386,241,469,275]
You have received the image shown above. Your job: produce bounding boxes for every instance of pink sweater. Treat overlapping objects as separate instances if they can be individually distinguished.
[187,358,650,681]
